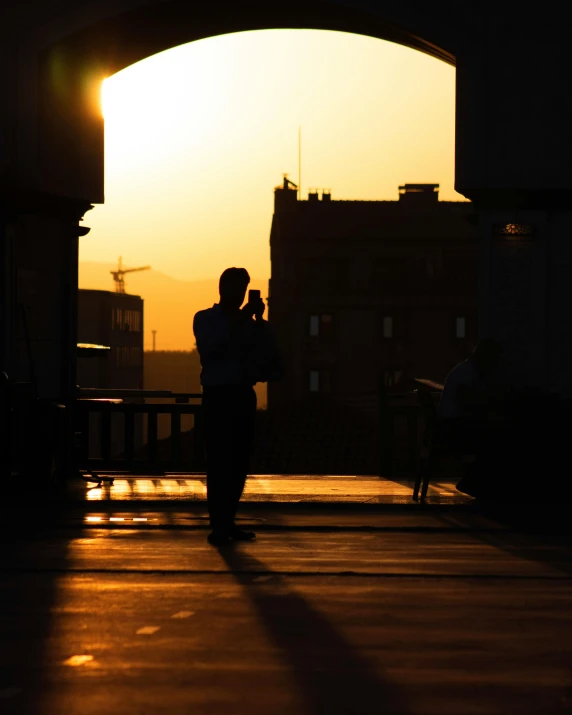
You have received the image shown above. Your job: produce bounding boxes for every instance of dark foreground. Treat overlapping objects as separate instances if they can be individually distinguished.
[1,476,572,714]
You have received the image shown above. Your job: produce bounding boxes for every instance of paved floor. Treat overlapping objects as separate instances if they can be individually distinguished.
[1,476,572,714]
[73,473,469,504]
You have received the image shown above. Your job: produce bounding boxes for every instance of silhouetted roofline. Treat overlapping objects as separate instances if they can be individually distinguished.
[78,288,143,299]
[296,199,471,204]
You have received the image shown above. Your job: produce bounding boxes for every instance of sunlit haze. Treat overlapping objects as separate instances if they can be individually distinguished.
[80,29,458,349]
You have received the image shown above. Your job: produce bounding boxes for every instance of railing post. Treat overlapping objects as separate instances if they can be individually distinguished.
[0,373,11,481]
[77,392,203,474]
[378,377,393,476]
[171,410,181,466]
[124,408,135,467]
[101,408,111,464]
[147,409,158,465]
[74,399,90,471]
[191,406,206,472]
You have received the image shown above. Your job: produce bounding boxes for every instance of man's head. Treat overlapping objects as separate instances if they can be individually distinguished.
[472,338,503,373]
[219,267,250,310]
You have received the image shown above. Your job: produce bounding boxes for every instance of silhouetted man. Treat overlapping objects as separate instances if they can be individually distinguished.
[438,339,504,424]
[437,338,507,496]
[193,268,281,546]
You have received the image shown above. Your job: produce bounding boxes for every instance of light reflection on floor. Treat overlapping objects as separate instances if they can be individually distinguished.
[84,515,154,524]
[86,478,208,501]
[83,475,465,502]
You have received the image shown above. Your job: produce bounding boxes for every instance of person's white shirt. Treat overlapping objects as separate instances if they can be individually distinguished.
[437,357,483,419]
[193,304,278,387]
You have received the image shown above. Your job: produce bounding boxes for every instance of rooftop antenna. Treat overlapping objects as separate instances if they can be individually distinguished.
[111,256,151,294]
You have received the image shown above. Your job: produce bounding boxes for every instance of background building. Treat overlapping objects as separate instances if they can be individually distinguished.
[77,289,144,459]
[268,179,478,411]
[77,289,144,390]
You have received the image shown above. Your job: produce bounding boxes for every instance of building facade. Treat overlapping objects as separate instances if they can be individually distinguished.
[77,289,144,390]
[268,179,478,410]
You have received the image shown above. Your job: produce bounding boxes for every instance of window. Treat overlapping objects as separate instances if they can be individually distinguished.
[456,316,466,339]
[383,316,393,339]
[310,315,320,337]
[115,346,127,368]
[320,314,333,338]
[309,314,333,338]
[112,307,122,331]
[309,369,332,393]
[309,370,320,392]
[112,307,142,332]
[115,346,142,368]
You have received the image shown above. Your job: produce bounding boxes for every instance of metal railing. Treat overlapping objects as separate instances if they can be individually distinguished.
[75,389,204,475]
[378,382,442,476]
[379,392,419,474]
[75,383,440,479]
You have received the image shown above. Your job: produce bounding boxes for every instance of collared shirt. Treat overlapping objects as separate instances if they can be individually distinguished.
[193,304,279,387]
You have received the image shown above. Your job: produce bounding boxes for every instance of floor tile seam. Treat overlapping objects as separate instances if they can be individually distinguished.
[0,500,475,509]
[17,525,515,534]
[1,568,570,580]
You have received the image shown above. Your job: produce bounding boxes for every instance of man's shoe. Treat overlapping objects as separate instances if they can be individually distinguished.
[231,527,256,541]
[207,531,233,547]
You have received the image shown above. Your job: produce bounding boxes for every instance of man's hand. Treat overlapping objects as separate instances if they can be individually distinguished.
[241,297,266,321]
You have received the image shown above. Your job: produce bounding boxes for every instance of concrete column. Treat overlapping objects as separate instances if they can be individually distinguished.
[477,210,548,389]
[0,213,15,378]
[478,209,572,396]
[0,191,92,479]
[0,192,91,402]
[545,211,572,397]
[455,17,572,396]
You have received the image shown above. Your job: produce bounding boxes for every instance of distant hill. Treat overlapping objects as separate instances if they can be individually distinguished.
[79,261,268,351]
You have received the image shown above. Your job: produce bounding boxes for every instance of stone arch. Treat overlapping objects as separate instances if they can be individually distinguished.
[5,0,572,406]
[27,0,460,203]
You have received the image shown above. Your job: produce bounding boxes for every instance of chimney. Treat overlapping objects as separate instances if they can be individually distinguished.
[398,183,439,205]
[274,175,298,212]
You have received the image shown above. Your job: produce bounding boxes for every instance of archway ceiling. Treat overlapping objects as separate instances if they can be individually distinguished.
[48,0,457,76]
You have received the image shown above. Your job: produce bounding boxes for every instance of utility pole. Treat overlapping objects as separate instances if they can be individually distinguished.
[152,330,157,352]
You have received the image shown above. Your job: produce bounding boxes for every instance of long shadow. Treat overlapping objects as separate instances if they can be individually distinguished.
[219,545,411,715]
[0,498,74,715]
[434,504,572,577]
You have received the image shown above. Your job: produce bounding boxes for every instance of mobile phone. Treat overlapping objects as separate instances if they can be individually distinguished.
[248,289,261,302]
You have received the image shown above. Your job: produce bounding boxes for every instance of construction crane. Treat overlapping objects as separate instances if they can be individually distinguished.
[111,256,151,294]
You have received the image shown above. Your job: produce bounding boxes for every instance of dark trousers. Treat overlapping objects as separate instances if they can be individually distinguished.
[202,385,257,532]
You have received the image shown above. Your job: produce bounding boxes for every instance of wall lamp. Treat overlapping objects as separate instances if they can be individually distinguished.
[494,223,536,237]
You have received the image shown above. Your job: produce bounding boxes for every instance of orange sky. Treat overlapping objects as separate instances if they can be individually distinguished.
[81,29,458,286]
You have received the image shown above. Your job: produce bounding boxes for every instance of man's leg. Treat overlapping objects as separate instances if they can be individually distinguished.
[203,388,235,538]
[229,387,257,536]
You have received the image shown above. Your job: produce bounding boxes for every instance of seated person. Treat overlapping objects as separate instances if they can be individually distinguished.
[437,339,507,495]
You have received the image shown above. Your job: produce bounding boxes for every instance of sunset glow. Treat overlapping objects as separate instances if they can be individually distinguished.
[81,29,458,349]
[85,30,457,278]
